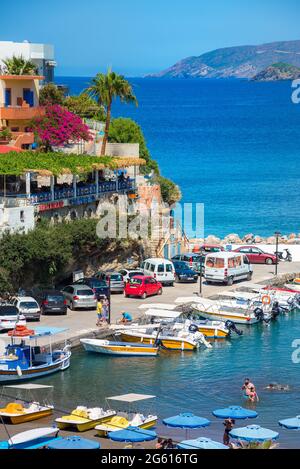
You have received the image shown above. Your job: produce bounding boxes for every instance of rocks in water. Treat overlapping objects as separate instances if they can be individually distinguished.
[243,233,255,243]
[224,233,242,244]
[205,235,221,244]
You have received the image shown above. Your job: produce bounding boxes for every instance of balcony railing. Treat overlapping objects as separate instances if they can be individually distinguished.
[0,106,45,120]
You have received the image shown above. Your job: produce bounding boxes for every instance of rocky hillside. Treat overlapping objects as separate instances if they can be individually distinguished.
[252,62,300,81]
[148,40,300,79]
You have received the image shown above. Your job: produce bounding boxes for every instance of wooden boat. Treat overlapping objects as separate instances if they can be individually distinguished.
[0,327,71,383]
[0,383,54,424]
[95,393,157,437]
[80,339,158,356]
[55,406,115,432]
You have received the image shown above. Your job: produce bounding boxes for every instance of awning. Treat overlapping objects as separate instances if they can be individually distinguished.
[107,393,156,402]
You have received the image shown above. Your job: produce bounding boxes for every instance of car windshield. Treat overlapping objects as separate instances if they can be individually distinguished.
[128,271,143,277]
[77,290,94,296]
[0,306,18,316]
[47,295,64,302]
[90,279,107,287]
[19,301,38,309]
[129,278,142,285]
[110,274,123,281]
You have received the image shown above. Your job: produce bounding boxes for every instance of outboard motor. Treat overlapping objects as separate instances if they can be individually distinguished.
[254,307,264,322]
[225,320,243,336]
[271,301,281,318]
[188,324,199,333]
[294,294,300,309]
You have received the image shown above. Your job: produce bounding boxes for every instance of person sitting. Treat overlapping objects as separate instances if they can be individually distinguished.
[155,438,164,450]
[119,311,133,324]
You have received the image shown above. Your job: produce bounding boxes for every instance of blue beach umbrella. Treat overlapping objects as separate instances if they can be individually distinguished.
[229,425,279,442]
[177,437,229,450]
[47,435,100,450]
[212,406,258,420]
[108,426,157,443]
[163,413,210,429]
[279,415,300,430]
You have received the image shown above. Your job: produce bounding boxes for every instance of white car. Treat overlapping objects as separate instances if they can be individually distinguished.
[119,269,145,283]
[141,258,175,286]
[13,297,41,321]
[0,305,26,331]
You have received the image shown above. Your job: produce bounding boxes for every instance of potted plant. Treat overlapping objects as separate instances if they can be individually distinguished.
[0,128,12,144]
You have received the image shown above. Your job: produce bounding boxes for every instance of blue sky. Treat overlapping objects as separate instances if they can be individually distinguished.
[2,0,300,76]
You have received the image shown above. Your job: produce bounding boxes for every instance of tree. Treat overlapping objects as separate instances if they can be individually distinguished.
[108,117,159,174]
[64,93,105,120]
[86,69,137,155]
[39,83,65,105]
[156,175,181,205]
[2,55,38,75]
[30,104,93,152]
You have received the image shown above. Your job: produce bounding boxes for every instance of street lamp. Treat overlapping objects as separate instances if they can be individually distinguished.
[274,231,281,276]
[199,254,203,296]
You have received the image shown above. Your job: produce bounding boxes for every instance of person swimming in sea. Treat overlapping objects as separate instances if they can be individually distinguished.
[264,383,291,391]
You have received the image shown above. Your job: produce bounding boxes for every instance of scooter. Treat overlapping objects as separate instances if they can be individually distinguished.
[274,249,292,262]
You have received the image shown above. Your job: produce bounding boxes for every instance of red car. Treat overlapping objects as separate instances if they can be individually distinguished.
[124,275,163,299]
[233,246,277,265]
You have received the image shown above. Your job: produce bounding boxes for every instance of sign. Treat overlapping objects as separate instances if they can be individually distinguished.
[38,201,64,212]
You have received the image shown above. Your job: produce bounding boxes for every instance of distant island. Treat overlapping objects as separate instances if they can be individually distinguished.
[148,40,300,79]
[252,62,300,81]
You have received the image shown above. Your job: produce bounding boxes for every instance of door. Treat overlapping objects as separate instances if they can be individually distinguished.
[250,248,263,263]
[23,89,34,107]
[5,88,11,107]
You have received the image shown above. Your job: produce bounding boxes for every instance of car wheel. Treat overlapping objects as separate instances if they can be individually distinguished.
[124,292,129,298]
[169,282,174,287]
[265,258,273,265]
[227,276,234,286]
[157,288,162,296]
[247,272,252,281]
[141,292,147,299]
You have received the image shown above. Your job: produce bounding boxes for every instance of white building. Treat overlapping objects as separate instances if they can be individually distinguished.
[0,41,56,83]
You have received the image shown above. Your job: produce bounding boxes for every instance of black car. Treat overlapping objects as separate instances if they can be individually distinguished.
[37,290,68,315]
[173,261,198,283]
[73,277,110,299]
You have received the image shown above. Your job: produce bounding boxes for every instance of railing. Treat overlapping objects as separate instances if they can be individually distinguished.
[0,106,45,120]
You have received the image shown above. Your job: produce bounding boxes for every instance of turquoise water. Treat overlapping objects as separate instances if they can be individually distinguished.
[42,312,300,448]
[56,77,300,238]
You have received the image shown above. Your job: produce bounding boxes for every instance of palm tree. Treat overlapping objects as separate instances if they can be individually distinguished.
[2,55,38,76]
[86,69,137,155]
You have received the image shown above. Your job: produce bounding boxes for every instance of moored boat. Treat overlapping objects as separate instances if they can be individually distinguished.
[80,338,158,356]
[55,406,116,432]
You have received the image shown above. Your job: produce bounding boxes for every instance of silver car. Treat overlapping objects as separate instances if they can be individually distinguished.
[61,285,97,310]
[96,271,125,293]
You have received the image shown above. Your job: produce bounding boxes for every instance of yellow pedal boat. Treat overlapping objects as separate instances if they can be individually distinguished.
[95,413,157,437]
[0,401,53,424]
[55,406,115,432]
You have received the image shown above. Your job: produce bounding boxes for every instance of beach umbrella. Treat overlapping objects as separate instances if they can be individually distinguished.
[177,437,228,450]
[47,435,100,450]
[229,425,279,442]
[108,426,157,443]
[279,415,300,430]
[212,405,258,420]
[163,412,210,439]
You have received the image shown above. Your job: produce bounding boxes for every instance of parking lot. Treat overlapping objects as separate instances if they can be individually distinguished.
[3,261,297,349]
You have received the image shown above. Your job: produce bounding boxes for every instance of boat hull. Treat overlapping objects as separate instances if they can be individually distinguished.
[120,333,196,351]
[56,415,113,432]
[96,418,157,437]
[81,340,158,356]
[195,311,258,325]
[0,408,53,424]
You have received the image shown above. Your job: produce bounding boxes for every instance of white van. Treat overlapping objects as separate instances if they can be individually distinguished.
[204,252,252,286]
[141,258,175,286]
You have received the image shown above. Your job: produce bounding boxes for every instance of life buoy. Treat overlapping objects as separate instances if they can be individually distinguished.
[8,326,35,337]
[261,295,271,305]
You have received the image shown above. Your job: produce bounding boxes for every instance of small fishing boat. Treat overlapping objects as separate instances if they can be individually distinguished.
[80,338,158,356]
[55,406,115,432]
[0,327,71,383]
[95,393,157,437]
[237,284,300,311]
[0,427,60,450]
[0,383,53,424]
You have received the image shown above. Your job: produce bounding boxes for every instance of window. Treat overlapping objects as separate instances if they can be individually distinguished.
[150,263,156,272]
[144,262,150,271]
[157,264,164,273]
[239,248,250,253]
[205,257,225,269]
[20,210,25,222]
[19,301,38,309]
[77,289,94,296]
[166,264,173,272]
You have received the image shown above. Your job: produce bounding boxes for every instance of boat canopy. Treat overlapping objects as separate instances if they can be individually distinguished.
[3,384,53,390]
[138,303,177,311]
[144,309,182,319]
[218,291,259,300]
[107,393,156,402]
[175,296,214,305]
[28,327,68,338]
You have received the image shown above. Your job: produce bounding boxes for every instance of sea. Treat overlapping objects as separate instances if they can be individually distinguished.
[42,77,300,448]
[56,76,300,239]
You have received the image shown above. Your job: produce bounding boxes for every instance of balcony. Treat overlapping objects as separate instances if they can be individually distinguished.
[0,106,45,121]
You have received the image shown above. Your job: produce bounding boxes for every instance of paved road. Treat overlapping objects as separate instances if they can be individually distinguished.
[1,261,297,349]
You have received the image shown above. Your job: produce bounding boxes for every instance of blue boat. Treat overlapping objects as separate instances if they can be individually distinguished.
[0,327,71,383]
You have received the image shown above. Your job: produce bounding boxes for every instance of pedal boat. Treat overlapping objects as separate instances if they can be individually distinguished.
[55,406,116,432]
[80,338,158,356]
[95,393,157,437]
[0,401,53,424]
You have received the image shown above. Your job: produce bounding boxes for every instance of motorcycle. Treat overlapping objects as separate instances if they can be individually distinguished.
[274,248,292,262]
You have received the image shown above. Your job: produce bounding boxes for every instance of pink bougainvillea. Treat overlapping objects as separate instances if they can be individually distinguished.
[30,104,93,150]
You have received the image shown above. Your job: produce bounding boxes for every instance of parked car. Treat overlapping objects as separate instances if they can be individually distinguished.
[0,305,26,332]
[61,285,97,310]
[204,252,253,286]
[13,297,41,321]
[95,272,124,293]
[124,275,163,299]
[119,269,145,283]
[198,244,225,254]
[73,277,110,299]
[233,246,278,265]
[171,253,204,274]
[141,258,175,286]
[36,290,68,315]
[173,261,198,283]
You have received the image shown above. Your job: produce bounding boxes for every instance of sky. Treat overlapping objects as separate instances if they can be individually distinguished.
[1,0,300,76]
